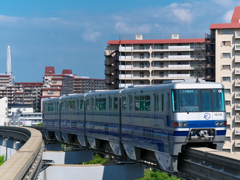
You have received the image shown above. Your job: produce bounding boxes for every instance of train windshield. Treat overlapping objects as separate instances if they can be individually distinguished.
[172,89,225,112]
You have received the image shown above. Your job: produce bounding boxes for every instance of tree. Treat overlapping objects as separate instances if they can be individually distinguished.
[0,155,6,166]
[137,169,180,180]
[84,154,109,165]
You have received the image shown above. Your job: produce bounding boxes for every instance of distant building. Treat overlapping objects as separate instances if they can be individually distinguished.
[105,36,205,89]
[41,66,74,110]
[8,104,33,116]
[73,77,105,93]
[18,112,42,126]
[0,97,8,126]
[14,82,43,111]
[0,75,14,103]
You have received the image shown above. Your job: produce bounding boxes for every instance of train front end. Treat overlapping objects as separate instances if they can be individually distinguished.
[171,81,226,155]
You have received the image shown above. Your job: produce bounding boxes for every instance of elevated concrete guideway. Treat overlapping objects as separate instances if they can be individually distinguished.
[0,126,44,180]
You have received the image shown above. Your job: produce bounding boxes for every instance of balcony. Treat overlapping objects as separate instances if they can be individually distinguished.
[235,56,240,63]
[236,129,240,135]
[119,65,133,69]
[235,31,240,38]
[235,116,240,123]
[119,47,133,51]
[119,74,132,79]
[236,104,240,110]
[235,92,240,99]
[235,69,240,75]
[168,74,191,78]
[168,55,191,59]
[236,81,240,87]
[119,83,133,88]
[119,56,133,60]
[235,45,240,51]
[168,64,191,68]
[235,141,240,147]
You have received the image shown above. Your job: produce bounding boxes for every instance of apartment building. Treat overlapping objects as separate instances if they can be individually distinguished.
[208,6,240,153]
[0,75,14,103]
[73,77,105,93]
[105,35,205,89]
[14,82,43,111]
[41,67,74,110]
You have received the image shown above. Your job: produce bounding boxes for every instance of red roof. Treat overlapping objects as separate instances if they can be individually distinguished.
[14,92,23,94]
[210,6,240,29]
[107,39,205,45]
[52,77,63,80]
[62,69,72,75]
[45,66,55,75]
[231,6,240,23]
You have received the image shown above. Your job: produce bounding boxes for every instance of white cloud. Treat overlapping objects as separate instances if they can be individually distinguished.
[114,22,151,34]
[172,8,193,22]
[223,10,234,23]
[0,15,24,23]
[82,30,101,42]
[212,0,233,6]
[155,23,160,27]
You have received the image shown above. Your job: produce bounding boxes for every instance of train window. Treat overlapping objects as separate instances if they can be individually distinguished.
[86,99,90,110]
[162,94,164,112]
[114,97,118,110]
[154,95,159,111]
[129,95,133,111]
[135,96,140,111]
[72,100,76,110]
[102,98,106,110]
[48,103,53,111]
[140,96,145,111]
[145,95,150,111]
[179,90,199,112]
[99,99,103,110]
[80,100,84,110]
[201,90,212,112]
[77,99,80,110]
[172,90,179,112]
[213,89,225,112]
[109,97,112,110]
[95,99,99,110]
[57,102,59,111]
[122,96,127,111]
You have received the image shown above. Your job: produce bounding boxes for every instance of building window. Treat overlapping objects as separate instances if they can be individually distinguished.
[222,77,231,82]
[222,41,231,46]
[222,53,231,58]
[225,89,231,94]
[140,72,144,77]
[227,124,231,129]
[222,65,230,70]
[222,29,231,34]
[226,112,230,118]
[225,101,230,105]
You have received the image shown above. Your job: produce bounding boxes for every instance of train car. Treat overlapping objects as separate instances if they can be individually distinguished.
[42,79,226,172]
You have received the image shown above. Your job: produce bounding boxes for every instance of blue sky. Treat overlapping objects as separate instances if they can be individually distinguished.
[0,0,238,82]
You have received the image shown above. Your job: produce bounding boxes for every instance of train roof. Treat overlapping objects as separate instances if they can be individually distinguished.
[42,79,224,102]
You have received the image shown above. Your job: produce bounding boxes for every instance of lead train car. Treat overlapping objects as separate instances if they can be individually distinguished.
[43,79,226,172]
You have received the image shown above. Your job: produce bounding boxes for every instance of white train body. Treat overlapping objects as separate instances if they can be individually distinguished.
[43,79,226,172]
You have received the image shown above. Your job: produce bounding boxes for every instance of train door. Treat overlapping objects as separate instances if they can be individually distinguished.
[128,93,133,123]
[153,93,159,126]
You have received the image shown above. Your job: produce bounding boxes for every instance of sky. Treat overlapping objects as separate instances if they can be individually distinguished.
[0,0,239,82]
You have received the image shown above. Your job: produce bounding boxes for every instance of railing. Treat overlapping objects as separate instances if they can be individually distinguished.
[236,104,240,110]
[236,81,240,86]
[119,83,133,88]
[119,56,133,60]
[235,45,240,50]
[235,116,240,123]
[168,55,191,59]
[235,129,240,135]
[235,69,240,74]
[0,127,44,180]
[168,64,191,68]
[119,74,132,78]
[235,92,240,98]
[168,74,191,77]
[235,141,240,147]
[119,65,133,69]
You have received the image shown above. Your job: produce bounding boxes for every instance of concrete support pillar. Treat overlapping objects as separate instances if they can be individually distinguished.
[0,138,7,157]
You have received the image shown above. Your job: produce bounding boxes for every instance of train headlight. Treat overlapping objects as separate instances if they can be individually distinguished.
[179,122,188,127]
[215,121,225,126]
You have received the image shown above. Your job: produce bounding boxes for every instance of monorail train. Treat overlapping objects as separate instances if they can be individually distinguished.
[43,79,226,172]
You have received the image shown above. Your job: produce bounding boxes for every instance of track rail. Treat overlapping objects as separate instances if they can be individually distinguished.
[178,147,240,180]
[0,127,44,180]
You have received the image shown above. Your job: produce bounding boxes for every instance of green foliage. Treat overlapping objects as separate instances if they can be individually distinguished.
[84,154,109,165]
[36,122,43,127]
[0,155,6,166]
[137,169,180,180]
